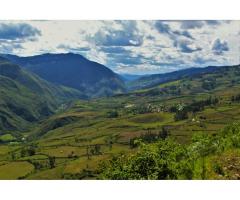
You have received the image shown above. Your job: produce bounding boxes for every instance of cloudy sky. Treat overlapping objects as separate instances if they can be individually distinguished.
[0,20,239,74]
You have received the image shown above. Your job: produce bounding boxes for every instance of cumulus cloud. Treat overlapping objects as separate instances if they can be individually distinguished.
[155,21,194,40]
[0,43,24,54]
[176,40,202,53]
[212,39,229,55]
[155,21,171,34]
[0,20,239,74]
[0,23,41,41]
[100,46,131,54]
[173,30,194,40]
[90,21,143,47]
[193,56,217,65]
[181,21,204,29]
[57,44,90,53]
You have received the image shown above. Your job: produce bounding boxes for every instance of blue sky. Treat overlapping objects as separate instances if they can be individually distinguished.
[0,20,239,74]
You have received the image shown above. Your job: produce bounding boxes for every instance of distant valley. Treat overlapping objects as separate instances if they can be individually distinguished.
[1,52,240,180]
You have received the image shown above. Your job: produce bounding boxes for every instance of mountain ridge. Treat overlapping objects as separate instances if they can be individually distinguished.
[127,64,240,90]
[2,53,126,98]
[0,56,85,133]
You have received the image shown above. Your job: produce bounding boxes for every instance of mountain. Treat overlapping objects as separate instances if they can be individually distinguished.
[3,53,126,97]
[0,56,84,133]
[119,73,144,82]
[127,66,222,90]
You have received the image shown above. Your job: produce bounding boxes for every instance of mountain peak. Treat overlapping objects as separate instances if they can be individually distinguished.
[3,53,126,97]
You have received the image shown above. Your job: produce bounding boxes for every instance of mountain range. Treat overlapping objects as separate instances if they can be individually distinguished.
[1,51,240,179]
[3,53,125,98]
[127,65,223,90]
[1,52,239,134]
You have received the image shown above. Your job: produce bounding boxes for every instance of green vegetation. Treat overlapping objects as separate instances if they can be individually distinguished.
[0,161,34,179]
[1,61,240,179]
[0,57,83,134]
[99,122,240,180]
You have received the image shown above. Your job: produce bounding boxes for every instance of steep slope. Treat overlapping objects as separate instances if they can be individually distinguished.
[131,64,240,97]
[31,64,240,141]
[128,66,221,90]
[3,53,126,97]
[0,56,84,133]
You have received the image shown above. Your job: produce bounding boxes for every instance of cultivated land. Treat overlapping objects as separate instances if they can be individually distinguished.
[1,63,240,179]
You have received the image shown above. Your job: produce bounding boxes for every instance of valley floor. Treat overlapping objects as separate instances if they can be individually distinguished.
[2,65,240,179]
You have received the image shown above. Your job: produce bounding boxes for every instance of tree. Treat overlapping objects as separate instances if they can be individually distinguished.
[231,94,240,102]
[20,146,36,157]
[90,144,102,155]
[10,152,15,160]
[106,110,119,118]
[105,135,114,150]
[202,80,216,90]
[99,139,194,180]
[174,109,188,121]
[49,156,56,169]
[86,146,90,160]
[27,146,36,156]
[160,126,169,140]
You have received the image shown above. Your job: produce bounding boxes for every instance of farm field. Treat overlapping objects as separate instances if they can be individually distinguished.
[1,64,240,179]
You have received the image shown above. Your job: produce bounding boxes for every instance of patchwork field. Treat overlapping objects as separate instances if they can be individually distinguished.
[1,64,240,179]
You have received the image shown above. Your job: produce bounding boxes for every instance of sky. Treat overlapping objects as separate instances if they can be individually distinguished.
[0,20,239,75]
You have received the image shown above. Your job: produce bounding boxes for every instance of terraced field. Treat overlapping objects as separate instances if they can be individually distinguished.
[1,64,240,179]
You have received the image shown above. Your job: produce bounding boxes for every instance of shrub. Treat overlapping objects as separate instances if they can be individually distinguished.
[99,139,194,180]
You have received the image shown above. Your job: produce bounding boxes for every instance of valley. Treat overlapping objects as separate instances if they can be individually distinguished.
[1,54,240,179]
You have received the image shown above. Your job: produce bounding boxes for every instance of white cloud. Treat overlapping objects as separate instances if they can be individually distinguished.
[0,20,239,74]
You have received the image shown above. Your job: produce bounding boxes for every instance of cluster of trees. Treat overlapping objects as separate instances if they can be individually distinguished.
[10,144,58,170]
[171,97,219,121]
[106,110,119,118]
[129,104,166,115]
[174,108,188,121]
[104,135,116,150]
[130,104,153,114]
[231,94,240,102]
[145,85,182,97]
[129,127,169,148]
[202,78,216,90]
[29,156,56,170]
[99,139,194,179]
[99,122,240,180]
[63,169,95,180]
[20,145,36,157]
[187,97,219,113]
[49,156,56,168]
[86,144,102,159]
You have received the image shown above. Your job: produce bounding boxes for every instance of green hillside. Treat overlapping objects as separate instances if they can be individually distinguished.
[3,53,126,98]
[0,56,85,135]
[1,63,240,179]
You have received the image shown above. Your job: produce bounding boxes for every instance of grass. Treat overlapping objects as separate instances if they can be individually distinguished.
[0,161,34,179]
[63,155,109,174]
[0,134,16,142]
[196,149,240,180]
[27,165,65,180]
[1,64,240,179]
[39,146,86,157]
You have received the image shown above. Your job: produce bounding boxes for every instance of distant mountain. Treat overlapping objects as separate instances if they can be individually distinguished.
[3,53,126,97]
[127,66,223,90]
[119,73,145,82]
[0,56,84,133]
